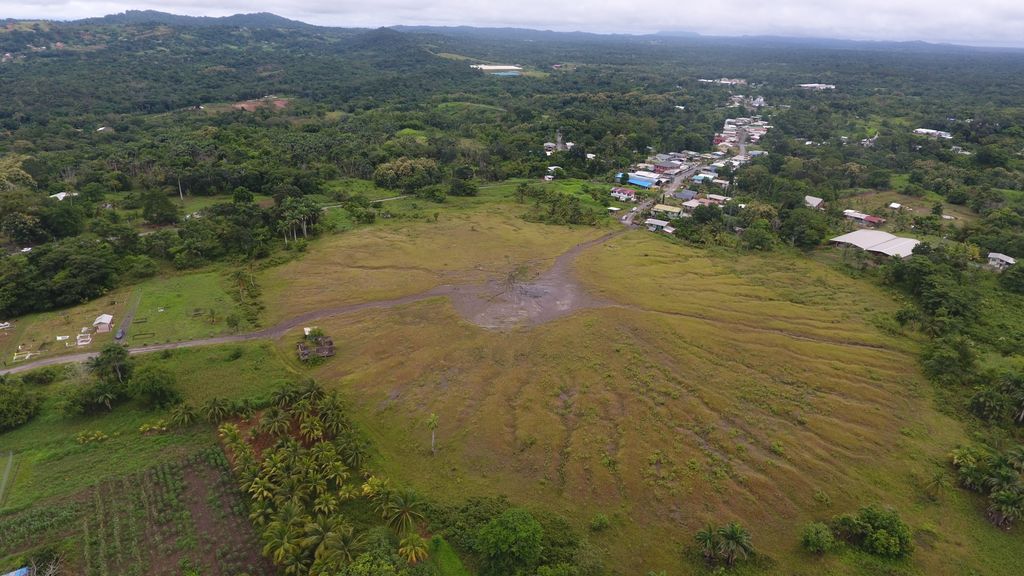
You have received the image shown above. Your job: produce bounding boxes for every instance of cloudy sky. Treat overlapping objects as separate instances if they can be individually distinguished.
[2,0,1024,47]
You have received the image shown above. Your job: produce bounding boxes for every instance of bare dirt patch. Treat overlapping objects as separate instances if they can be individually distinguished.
[447,231,621,329]
[232,98,289,111]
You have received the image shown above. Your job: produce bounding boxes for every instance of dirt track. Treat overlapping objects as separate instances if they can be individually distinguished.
[0,230,624,376]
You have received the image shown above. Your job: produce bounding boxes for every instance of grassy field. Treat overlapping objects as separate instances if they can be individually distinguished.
[0,286,134,366]
[0,341,293,511]
[259,205,610,323]
[128,272,248,344]
[841,189,978,226]
[261,228,1023,575]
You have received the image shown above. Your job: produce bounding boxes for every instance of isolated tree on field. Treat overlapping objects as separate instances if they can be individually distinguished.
[427,412,439,455]
[716,522,754,566]
[924,470,952,502]
[694,524,720,563]
[88,343,133,385]
[169,403,197,427]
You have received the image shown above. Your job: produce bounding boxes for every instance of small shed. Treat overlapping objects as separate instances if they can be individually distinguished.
[93,313,114,333]
[804,195,824,210]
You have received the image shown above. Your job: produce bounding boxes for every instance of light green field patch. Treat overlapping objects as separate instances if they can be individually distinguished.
[130,272,244,344]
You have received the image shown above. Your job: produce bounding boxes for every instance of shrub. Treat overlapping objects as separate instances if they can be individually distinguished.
[476,508,544,576]
[832,505,913,558]
[0,377,42,432]
[132,365,181,409]
[800,522,835,554]
[589,513,610,532]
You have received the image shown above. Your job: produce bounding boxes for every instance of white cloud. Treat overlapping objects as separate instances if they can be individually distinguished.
[1,0,1022,47]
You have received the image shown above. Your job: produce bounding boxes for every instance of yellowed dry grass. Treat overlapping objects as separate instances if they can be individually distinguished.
[261,230,1023,574]
[259,208,608,323]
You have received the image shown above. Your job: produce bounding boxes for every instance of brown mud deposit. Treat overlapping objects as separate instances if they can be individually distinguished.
[447,231,620,328]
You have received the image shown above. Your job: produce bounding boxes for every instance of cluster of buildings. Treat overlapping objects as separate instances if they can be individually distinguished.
[727,95,766,108]
[842,209,886,227]
[913,128,953,140]
[714,116,771,151]
[799,83,836,90]
[543,129,575,156]
[699,78,746,86]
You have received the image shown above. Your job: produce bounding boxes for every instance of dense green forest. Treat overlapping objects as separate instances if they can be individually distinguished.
[2,11,1024,576]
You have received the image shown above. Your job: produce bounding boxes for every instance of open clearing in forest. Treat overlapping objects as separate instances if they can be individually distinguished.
[3,211,1023,574]
[259,207,609,323]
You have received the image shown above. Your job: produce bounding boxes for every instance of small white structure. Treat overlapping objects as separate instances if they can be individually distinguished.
[804,195,824,210]
[644,218,670,231]
[607,206,621,213]
[93,313,114,333]
[48,192,79,202]
[988,252,1016,271]
[470,64,523,72]
[913,128,953,139]
[888,202,903,210]
[0,321,11,331]
[831,230,920,259]
[76,333,93,346]
[799,83,836,90]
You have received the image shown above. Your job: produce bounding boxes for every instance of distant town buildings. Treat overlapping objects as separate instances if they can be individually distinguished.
[699,78,747,86]
[799,83,836,90]
[913,128,953,139]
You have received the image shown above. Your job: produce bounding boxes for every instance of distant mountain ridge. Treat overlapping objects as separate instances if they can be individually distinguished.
[74,10,318,29]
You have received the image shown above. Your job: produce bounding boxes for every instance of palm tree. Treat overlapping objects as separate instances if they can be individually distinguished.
[1007,445,1024,473]
[249,476,278,504]
[337,484,361,503]
[300,414,325,443]
[716,522,754,566]
[384,490,426,535]
[398,533,429,564]
[260,407,292,437]
[301,515,349,558]
[218,423,244,446]
[271,384,300,409]
[201,397,233,423]
[313,494,339,517]
[318,525,365,566]
[298,379,326,403]
[169,403,197,427]
[987,489,1024,528]
[694,524,719,563]
[426,413,439,456]
[262,521,300,564]
[924,470,952,502]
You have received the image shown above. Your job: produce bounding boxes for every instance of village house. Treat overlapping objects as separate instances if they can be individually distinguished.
[93,314,114,333]
[644,218,670,232]
[843,209,885,227]
[610,187,637,202]
[988,252,1016,271]
[651,204,683,218]
[706,194,732,205]
[804,195,825,210]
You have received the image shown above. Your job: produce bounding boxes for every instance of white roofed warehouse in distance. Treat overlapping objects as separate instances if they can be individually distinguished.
[830,230,920,259]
